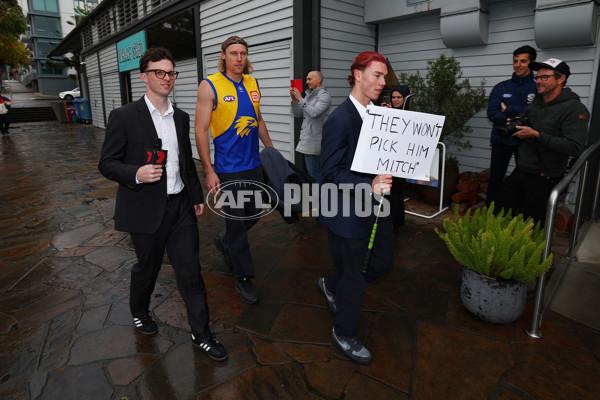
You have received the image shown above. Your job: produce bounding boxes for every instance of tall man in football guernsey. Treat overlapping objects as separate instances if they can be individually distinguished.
[195,35,274,304]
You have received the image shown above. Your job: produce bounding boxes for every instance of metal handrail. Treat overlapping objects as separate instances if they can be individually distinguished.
[526,138,600,339]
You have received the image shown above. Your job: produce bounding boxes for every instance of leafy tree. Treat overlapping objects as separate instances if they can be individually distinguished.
[58,54,82,81]
[397,54,487,150]
[62,2,95,83]
[0,37,30,67]
[0,0,28,38]
[0,0,30,67]
[67,4,96,26]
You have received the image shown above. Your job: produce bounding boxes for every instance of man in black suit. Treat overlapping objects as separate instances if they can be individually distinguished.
[98,47,227,361]
[317,51,394,365]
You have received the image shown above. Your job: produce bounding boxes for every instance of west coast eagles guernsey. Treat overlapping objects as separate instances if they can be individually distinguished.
[205,72,261,173]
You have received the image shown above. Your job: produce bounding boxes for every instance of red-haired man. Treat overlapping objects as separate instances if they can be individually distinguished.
[317,52,394,365]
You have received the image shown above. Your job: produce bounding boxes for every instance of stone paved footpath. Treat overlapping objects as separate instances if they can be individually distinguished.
[1,121,600,400]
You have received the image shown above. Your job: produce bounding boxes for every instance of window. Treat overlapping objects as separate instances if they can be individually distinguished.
[40,60,65,75]
[407,0,429,5]
[116,0,139,30]
[96,10,114,40]
[37,38,62,58]
[32,16,62,38]
[147,9,196,61]
[82,26,94,48]
[32,0,58,13]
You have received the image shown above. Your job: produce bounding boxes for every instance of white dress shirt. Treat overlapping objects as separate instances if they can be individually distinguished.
[349,93,372,120]
[144,95,184,195]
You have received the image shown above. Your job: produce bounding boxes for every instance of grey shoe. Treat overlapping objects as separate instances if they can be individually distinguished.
[316,277,336,313]
[332,328,372,365]
[235,277,259,304]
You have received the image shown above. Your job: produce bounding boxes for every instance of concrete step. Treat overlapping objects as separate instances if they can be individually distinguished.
[10,106,57,123]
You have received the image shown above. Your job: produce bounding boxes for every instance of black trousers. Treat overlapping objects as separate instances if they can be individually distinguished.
[0,113,9,134]
[495,168,561,226]
[324,216,394,337]
[487,142,517,206]
[389,177,405,229]
[217,165,264,280]
[129,188,210,336]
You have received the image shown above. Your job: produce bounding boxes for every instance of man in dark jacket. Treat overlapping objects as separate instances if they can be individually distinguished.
[496,58,589,225]
[486,45,537,205]
[317,51,394,365]
[99,47,227,361]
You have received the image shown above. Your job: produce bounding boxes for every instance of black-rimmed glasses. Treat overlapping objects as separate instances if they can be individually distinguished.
[533,74,556,82]
[146,69,179,79]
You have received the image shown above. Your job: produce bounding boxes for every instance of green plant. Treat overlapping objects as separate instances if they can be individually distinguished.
[397,54,487,150]
[445,154,459,168]
[435,203,553,282]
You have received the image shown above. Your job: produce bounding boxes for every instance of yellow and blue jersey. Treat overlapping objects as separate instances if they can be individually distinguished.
[204,72,261,173]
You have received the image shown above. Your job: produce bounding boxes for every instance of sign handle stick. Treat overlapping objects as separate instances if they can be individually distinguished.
[362,194,385,275]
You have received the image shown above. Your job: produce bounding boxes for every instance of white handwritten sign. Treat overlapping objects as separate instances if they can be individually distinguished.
[351,105,445,180]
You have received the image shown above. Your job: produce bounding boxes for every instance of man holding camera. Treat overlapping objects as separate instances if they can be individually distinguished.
[486,45,537,205]
[496,58,589,225]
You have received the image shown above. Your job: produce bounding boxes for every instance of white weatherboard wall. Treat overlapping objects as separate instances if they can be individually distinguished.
[378,0,599,173]
[84,52,106,129]
[100,46,121,120]
[130,69,146,100]
[199,0,294,161]
[172,59,199,123]
[320,0,377,108]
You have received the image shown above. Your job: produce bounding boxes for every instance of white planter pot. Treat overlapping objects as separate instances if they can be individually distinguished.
[460,266,528,323]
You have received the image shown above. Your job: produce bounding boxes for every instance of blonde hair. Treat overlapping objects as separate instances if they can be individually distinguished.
[218,35,253,74]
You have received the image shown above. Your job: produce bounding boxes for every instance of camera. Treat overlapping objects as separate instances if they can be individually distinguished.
[498,114,531,138]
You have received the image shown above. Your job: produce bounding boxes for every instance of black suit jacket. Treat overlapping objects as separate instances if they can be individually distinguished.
[319,97,384,239]
[98,96,203,234]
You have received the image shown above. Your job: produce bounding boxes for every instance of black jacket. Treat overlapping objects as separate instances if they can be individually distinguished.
[517,87,589,177]
[98,97,203,233]
[319,97,387,239]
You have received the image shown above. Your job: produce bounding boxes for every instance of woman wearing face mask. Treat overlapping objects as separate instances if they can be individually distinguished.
[383,85,411,232]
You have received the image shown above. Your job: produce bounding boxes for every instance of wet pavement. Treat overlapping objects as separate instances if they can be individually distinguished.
[1,119,600,400]
[1,79,58,108]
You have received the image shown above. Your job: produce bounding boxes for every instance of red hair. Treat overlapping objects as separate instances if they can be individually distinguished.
[347,51,387,86]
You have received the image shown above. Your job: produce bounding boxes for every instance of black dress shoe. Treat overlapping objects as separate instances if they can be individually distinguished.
[332,328,372,365]
[235,277,259,304]
[192,333,228,361]
[316,277,336,313]
[132,312,158,335]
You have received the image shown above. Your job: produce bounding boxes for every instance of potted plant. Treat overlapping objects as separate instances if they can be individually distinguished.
[397,54,487,204]
[435,203,553,323]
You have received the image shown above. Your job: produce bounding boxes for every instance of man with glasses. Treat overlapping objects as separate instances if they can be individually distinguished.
[496,58,589,225]
[195,36,273,305]
[486,45,537,206]
[99,47,228,361]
